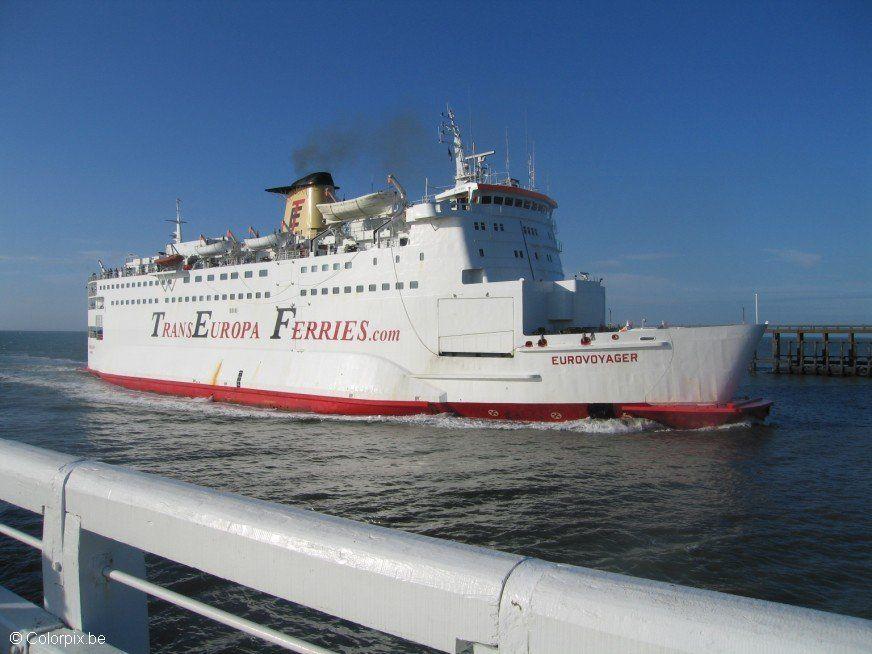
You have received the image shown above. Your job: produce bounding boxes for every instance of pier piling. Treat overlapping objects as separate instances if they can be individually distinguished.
[756,325,871,377]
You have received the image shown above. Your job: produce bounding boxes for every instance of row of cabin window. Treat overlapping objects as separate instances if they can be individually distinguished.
[111,291,272,306]
[193,269,268,283]
[301,262,352,273]
[475,248,553,263]
[473,222,506,232]
[300,252,424,274]
[100,268,269,290]
[102,280,159,290]
[300,281,419,297]
[478,196,551,213]
[473,221,543,239]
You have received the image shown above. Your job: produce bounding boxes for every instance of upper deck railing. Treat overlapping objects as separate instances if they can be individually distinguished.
[0,438,869,653]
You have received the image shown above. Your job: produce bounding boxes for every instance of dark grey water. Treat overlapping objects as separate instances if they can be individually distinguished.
[1,331,870,652]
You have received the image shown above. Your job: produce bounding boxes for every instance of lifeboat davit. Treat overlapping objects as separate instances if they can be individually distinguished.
[154,253,184,268]
[318,189,399,224]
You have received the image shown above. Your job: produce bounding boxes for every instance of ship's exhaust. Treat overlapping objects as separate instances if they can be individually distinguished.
[266,172,337,239]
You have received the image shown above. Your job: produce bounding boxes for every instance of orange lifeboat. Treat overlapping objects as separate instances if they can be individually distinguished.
[154,253,184,268]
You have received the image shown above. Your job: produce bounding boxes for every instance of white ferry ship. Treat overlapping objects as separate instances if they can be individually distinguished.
[86,108,771,428]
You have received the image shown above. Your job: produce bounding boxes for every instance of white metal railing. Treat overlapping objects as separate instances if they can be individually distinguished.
[0,438,869,654]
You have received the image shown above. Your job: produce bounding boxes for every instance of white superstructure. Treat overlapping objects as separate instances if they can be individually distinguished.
[86,107,771,428]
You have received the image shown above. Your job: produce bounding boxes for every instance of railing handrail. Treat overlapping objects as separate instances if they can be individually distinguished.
[1,438,869,654]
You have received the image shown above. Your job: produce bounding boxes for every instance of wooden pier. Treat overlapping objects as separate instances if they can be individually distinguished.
[754,325,872,376]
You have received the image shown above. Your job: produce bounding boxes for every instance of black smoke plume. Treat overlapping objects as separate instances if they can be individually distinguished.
[291,110,438,192]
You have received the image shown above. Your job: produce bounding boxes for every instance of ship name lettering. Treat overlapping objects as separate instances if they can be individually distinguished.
[270,307,296,340]
[150,312,166,337]
[281,318,397,343]
[551,352,638,366]
[150,311,260,340]
[192,311,212,338]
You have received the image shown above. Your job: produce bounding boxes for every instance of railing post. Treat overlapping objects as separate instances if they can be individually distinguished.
[41,467,150,654]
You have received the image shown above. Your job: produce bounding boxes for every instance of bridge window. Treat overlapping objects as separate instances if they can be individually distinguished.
[207,274,215,281]
[230,272,239,280]
[369,284,376,291]
[344,262,352,269]
[229,294,235,300]
[333,263,340,270]
[332,287,339,294]
[321,288,328,295]
[494,196,503,205]
[300,289,307,296]
[220,273,228,280]
[222,294,227,300]
[381,283,390,290]
[259,269,268,277]
[356,285,364,292]
[481,195,492,204]
[244,271,253,278]
[265,292,271,298]
[419,252,424,261]
[514,198,523,207]
[344,286,351,293]
[410,281,418,289]
[301,266,307,273]
[462,268,483,284]
[395,282,403,290]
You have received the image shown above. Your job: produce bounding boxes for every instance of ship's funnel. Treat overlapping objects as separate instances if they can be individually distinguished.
[266,172,337,239]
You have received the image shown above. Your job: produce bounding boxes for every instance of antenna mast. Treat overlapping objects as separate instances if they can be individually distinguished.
[439,105,469,182]
[166,198,187,244]
[439,104,494,184]
[504,127,510,182]
[528,141,536,190]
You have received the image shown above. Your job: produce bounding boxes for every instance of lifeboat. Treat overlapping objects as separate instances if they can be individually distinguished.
[318,189,399,224]
[242,232,289,252]
[154,253,184,268]
[196,239,231,258]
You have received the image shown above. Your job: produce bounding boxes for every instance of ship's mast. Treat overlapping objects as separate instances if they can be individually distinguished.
[167,198,186,244]
[440,105,495,185]
[440,105,469,182]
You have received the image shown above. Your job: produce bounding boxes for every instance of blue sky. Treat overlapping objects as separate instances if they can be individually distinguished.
[1,1,869,330]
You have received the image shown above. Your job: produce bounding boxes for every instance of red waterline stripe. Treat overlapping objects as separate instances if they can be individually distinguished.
[85,368,587,421]
[85,369,770,427]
